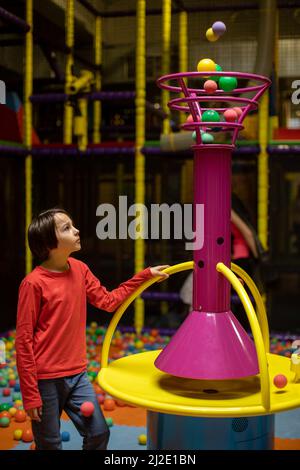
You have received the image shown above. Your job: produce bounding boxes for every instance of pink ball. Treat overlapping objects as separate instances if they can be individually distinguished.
[186,114,200,123]
[204,80,218,94]
[80,401,95,417]
[232,107,242,117]
[97,394,105,405]
[223,109,238,122]
[273,374,288,389]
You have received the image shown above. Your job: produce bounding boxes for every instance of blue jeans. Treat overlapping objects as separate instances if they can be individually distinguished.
[31,371,110,450]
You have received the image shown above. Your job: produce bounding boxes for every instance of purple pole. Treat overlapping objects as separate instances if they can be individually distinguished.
[0,7,30,33]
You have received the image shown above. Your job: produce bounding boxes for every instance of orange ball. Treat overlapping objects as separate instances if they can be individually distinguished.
[103,398,116,411]
[14,409,27,422]
[30,442,36,450]
[116,399,126,407]
[22,428,33,442]
[0,411,11,419]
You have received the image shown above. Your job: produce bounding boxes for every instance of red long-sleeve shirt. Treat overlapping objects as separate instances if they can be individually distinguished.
[15,257,153,411]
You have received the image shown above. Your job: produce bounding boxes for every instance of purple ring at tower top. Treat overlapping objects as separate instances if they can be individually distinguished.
[212,21,226,36]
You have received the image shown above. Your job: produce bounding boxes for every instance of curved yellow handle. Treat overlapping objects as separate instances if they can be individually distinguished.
[217,263,270,410]
[101,261,193,368]
[231,263,270,352]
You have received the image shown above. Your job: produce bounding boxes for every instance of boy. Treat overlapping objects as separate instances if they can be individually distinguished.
[15,208,169,450]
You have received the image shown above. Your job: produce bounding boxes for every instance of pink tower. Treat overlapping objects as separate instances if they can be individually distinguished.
[155,70,270,380]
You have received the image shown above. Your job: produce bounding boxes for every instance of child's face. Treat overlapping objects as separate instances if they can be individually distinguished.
[53,213,81,255]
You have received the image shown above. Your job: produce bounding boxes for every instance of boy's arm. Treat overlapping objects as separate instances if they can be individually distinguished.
[84,265,154,312]
[15,280,43,411]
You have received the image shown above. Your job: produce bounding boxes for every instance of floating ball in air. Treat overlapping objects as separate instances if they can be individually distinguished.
[212,21,226,36]
[206,28,218,42]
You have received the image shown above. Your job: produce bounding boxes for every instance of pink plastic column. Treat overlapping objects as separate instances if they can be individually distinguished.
[193,146,232,313]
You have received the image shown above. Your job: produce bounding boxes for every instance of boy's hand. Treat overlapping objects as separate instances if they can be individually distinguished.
[27,407,43,422]
[150,265,170,282]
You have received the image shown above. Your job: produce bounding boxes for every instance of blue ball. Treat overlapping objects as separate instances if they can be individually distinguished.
[14,383,20,392]
[61,431,70,442]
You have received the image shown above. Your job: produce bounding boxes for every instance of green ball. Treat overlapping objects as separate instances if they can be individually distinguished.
[0,417,10,427]
[209,64,222,82]
[0,403,10,411]
[219,76,237,92]
[201,132,214,143]
[105,417,114,427]
[202,110,220,122]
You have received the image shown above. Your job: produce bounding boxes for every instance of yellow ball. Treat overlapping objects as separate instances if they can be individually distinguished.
[206,28,219,42]
[90,322,97,329]
[197,58,216,73]
[138,434,147,445]
[9,407,17,417]
[14,429,23,440]
[14,400,23,408]
[6,342,13,351]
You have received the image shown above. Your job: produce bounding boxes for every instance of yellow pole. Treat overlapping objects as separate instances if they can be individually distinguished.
[162,0,171,135]
[78,98,88,151]
[64,0,74,144]
[258,92,269,250]
[134,0,146,334]
[179,10,188,126]
[93,16,102,143]
[24,0,33,274]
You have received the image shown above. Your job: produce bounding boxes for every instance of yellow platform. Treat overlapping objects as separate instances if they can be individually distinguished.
[98,350,300,418]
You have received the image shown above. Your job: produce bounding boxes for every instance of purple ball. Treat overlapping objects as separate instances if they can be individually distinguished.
[212,21,226,36]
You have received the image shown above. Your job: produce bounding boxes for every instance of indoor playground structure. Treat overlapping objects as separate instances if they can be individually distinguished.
[1,0,300,452]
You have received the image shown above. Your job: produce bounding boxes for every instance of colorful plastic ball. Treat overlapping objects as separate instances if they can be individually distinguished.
[80,401,95,417]
[0,410,10,419]
[14,409,27,422]
[105,417,114,427]
[97,394,105,405]
[224,109,238,122]
[116,399,126,407]
[61,431,70,442]
[232,107,243,117]
[204,80,218,94]
[9,407,17,417]
[0,403,11,412]
[219,76,237,92]
[13,429,23,440]
[9,379,16,388]
[138,434,147,445]
[273,374,288,389]
[206,28,219,42]
[186,114,200,123]
[208,64,222,82]
[103,398,116,411]
[201,132,214,143]
[22,429,33,442]
[14,400,23,409]
[197,58,216,73]
[202,110,220,122]
[0,417,10,427]
[30,442,36,450]
[212,21,226,36]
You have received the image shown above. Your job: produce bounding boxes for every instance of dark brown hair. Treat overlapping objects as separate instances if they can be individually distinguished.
[28,208,72,262]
